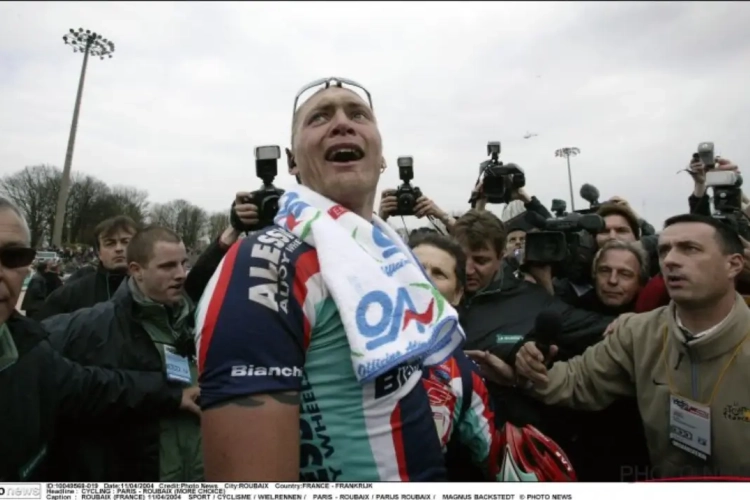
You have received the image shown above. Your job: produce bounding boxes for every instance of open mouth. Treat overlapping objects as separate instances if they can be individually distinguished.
[324,144,365,163]
[665,275,687,286]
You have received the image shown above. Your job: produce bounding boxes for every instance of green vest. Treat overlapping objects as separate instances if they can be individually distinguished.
[129,279,203,481]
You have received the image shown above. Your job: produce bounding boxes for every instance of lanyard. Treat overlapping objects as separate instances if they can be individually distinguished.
[661,326,749,406]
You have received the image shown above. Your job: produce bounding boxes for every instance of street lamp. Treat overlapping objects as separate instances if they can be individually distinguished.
[554,147,581,212]
[52,28,115,247]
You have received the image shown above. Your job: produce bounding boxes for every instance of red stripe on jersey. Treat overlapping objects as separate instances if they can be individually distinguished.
[327,204,348,220]
[390,403,410,481]
[198,241,241,374]
[472,370,499,476]
[291,248,320,350]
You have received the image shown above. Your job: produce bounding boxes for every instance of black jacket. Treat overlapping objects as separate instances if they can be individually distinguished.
[459,268,628,478]
[461,269,613,362]
[66,265,96,284]
[184,238,228,304]
[36,264,127,321]
[21,274,46,318]
[0,313,182,481]
[41,281,197,482]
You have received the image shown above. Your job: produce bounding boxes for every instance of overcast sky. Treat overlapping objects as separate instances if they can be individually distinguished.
[1,1,749,229]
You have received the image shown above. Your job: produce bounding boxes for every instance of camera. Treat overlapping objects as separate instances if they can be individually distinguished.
[470,141,525,205]
[550,199,568,218]
[523,211,605,284]
[230,145,286,232]
[705,168,750,239]
[392,156,424,216]
[697,141,715,169]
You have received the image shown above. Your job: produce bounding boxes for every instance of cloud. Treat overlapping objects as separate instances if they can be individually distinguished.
[0,1,748,229]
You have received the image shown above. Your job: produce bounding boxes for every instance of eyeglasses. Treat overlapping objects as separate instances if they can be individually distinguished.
[0,246,36,269]
[292,77,374,116]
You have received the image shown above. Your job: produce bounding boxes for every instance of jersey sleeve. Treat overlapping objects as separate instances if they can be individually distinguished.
[453,350,501,480]
[196,229,313,409]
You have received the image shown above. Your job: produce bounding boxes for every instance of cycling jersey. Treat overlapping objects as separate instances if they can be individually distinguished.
[196,227,446,481]
[424,353,500,479]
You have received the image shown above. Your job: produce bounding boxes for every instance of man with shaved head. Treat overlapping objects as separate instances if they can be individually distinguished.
[198,78,466,481]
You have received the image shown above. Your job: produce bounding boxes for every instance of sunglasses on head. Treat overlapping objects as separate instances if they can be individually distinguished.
[292,77,374,116]
[0,246,36,269]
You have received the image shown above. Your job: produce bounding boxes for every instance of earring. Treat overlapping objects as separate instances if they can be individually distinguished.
[380,161,386,173]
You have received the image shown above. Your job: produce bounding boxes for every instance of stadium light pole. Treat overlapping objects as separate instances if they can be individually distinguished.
[555,147,581,212]
[52,28,115,247]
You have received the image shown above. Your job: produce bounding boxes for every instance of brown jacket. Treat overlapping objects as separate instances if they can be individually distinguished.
[533,293,750,479]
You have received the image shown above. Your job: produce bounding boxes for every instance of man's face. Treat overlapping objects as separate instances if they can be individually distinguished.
[0,209,31,324]
[658,222,742,306]
[463,243,502,294]
[293,87,382,208]
[413,244,463,307]
[594,249,642,308]
[130,241,188,306]
[506,230,526,253]
[98,229,135,272]
[596,214,637,248]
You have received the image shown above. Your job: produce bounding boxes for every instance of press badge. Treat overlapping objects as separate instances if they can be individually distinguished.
[669,394,711,460]
[164,346,192,385]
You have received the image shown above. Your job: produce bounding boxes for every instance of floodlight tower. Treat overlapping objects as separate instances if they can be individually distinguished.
[52,28,115,247]
[555,147,581,212]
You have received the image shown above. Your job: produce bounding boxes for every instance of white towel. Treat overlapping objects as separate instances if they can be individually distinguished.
[274,185,465,383]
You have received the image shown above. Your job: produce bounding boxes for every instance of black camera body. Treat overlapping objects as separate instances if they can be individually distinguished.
[230,145,286,232]
[471,142,525,205]
[523,212,605,284]
[393,156,423,216]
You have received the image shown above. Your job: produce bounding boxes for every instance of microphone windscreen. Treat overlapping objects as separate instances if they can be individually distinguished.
[580,183,600,202]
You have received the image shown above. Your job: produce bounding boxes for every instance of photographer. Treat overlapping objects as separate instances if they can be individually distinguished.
[471,178,553,222]
[688,156,741,216]
[378,189,456,231]
[555,202,655,310]
[452,210,613,416]
[608,196,656,237]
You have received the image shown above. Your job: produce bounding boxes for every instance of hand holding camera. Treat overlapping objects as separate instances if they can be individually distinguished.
[233,193,260,227]
[470,141,525,206]
[390,156,424,217]
[378,189,398,220]
[230,145,285,233]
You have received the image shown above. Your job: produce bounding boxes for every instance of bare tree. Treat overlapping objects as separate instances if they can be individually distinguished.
[207,212,230,241]
[151,199,207,248]
[109,186,150,224]
[66,173,111,244]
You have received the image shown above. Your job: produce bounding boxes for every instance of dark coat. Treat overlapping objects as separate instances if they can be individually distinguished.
[0,313,182,481]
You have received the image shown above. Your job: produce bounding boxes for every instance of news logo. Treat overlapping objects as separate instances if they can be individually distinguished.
[0,484,42,499]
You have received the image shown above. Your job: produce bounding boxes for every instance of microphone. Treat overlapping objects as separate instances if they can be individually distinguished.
[533,310,563,360]
[579,183,600,207]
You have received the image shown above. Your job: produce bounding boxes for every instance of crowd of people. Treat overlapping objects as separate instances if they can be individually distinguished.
[1,77,749,483]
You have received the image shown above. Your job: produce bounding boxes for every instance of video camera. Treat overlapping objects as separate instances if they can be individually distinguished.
[469,141,525,206]
[230,145,286,232]
[522,211,605,284]
[392,156,424,216]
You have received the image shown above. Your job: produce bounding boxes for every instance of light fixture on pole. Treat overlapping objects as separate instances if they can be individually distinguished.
[554,147,581,212]
[52,28,115,247]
